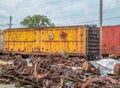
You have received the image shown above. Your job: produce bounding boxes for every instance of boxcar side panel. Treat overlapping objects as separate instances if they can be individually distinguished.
[102,26,120,56]
[4,29,36,53]
[40,26,87,56]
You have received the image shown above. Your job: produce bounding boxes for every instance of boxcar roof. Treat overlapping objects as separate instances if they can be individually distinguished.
[4,25,97,31]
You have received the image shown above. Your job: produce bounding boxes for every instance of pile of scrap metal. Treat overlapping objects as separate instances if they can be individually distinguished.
[0,55,120,88]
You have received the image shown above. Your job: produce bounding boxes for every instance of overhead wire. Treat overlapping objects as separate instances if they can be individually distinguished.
[0,1,120,27]
[80,16,120,24]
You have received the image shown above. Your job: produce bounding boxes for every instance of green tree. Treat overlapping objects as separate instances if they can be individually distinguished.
[20,15,55,28]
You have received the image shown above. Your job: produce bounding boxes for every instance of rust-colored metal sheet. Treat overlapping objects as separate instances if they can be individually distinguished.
[102,25,120,56]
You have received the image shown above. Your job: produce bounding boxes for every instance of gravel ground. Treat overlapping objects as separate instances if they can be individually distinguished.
[0,84,24,88]
[0,84,16,88]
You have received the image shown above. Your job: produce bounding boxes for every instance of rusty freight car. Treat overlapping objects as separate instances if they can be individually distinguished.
[3,25,100,58]
[102,25,120,57]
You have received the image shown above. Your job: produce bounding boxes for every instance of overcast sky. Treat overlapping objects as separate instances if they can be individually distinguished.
[0,0,120,29]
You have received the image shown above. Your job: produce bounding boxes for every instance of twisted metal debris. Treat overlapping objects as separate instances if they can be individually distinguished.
[0,55,120,88]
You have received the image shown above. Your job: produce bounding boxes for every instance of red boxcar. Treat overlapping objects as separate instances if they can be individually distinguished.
[102,25,120,56]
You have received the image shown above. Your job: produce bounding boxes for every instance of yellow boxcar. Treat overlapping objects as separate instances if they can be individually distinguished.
[3,25,100,57]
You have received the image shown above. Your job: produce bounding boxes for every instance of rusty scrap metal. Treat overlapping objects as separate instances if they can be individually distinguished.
[33,59,48,79]
[0,55,120,88]
[82,61,99,74]
[114,63,120,76]
[81,76,117,88]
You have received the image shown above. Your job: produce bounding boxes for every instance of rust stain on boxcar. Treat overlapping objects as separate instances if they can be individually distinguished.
[60,31,67,40]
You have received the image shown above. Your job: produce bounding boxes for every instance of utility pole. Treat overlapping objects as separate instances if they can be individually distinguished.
[100,0,103,57]
[9,16,12,29]
[8,16,12,52]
